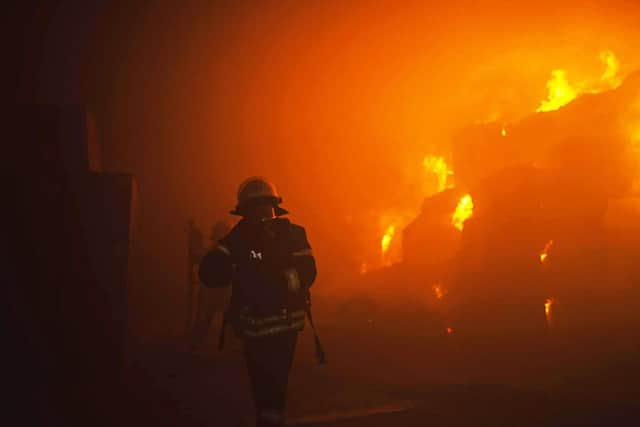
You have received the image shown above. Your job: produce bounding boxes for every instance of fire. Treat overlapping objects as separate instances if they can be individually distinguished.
[536,50,622,113]
[540,239,554,264]
[432,283,447,300]
[536,69,577,113]
[544,298,553,324]
[423,156,454,193]
[381,224,396,254]
[446,327,453,336]
[501,125,507,137]
[452,194,474,231]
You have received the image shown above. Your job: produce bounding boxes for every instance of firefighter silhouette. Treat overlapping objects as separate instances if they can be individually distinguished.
[199,177,322,427]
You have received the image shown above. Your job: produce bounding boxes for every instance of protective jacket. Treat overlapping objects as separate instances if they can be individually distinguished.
[199,217,317,339]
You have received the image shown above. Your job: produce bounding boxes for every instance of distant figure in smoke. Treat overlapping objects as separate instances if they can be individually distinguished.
[189,221,232,352]
[199,177,321,427]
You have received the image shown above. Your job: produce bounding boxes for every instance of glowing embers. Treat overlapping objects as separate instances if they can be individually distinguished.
[452,194,474,231]
[544,298,554,325]
[423,156,454,193]
[536,50,622,113]
[432,283,447,300]
[540,240,554,264]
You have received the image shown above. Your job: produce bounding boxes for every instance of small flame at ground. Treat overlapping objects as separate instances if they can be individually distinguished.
[423,156,454,193]
[446,327,453,336]
[540,240,554,264]
[381,225,396,254]
[544,298,553,324]
[432,283,447,300]
[452,194,474,231]
[501,126,507,137]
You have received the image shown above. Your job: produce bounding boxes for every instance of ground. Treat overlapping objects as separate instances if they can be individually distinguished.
[116,295,640,426]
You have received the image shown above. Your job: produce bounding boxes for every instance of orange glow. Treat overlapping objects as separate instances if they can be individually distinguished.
[452,194,474,231]
[446,327,453,336]
[432,283,447,300]
[501,126,507,137]
[360,262,369,275]
[423,156,454,193]
[381,224,396,255]
[540,240,554,264]
[599,50,622,88]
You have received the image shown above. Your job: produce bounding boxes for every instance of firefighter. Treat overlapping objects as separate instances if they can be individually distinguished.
[199,177,320,427]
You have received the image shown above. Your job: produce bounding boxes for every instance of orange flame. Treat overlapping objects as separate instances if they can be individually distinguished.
[501,125,507,137]
[536,50,622,113]
[540,239,554,264]
[544,298,553,324]
[446,327,453,336]
[423,156,454,193]
[452,194,474,231]
[536,69,577,112]
[381,224,396,255]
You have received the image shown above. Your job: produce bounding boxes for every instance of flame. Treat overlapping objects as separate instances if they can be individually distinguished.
[432,283,447,300]
[536,50,622,113]
[423,156,454,193]
[544,298,553,324]
[452,194,474,231]
[540,239,554,264]
[446,327,453,336]
[501,125,507,137]
[536,70,577,113]
[381,224,396,254]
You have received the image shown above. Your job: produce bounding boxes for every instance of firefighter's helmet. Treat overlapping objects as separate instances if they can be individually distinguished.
[230,176,288,216]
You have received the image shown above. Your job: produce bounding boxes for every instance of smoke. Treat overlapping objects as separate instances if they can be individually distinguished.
[83,1,640,336]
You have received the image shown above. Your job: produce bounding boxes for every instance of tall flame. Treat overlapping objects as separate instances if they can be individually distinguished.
[540,239,554,264]
[381,224,396,254]
[452,194,474,231]
[423,156,454,193]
